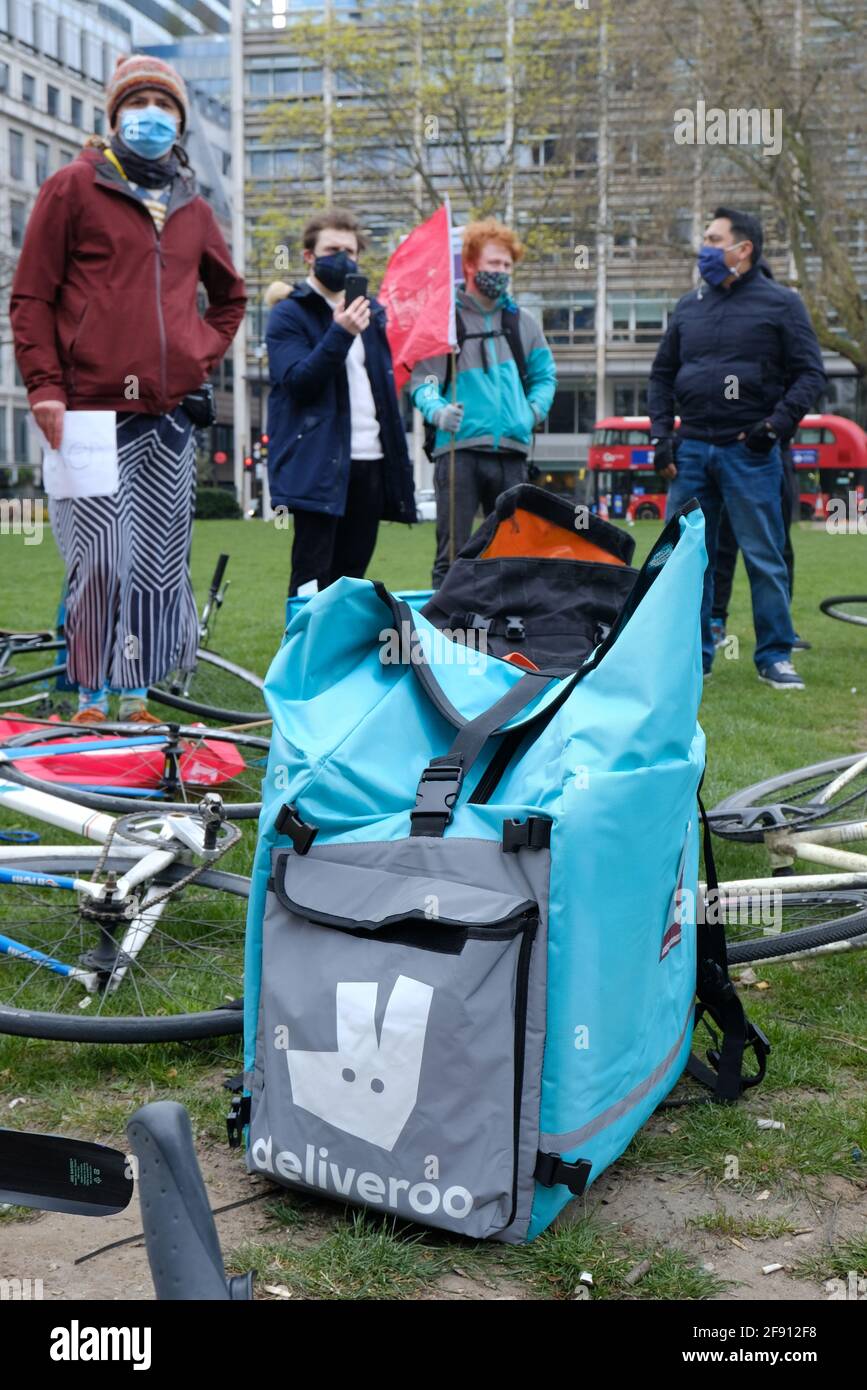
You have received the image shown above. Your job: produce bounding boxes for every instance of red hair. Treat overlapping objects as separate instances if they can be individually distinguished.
[462,219,525,271]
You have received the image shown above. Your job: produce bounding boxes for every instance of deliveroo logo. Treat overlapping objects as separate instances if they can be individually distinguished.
[286,976,434,1152]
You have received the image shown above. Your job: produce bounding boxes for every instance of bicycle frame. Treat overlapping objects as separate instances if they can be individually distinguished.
[0,774,209,993]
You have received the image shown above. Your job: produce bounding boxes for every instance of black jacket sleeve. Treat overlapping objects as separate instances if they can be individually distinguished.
[266,300,354,405]
[766,295,827,437]
[647,311,682,436]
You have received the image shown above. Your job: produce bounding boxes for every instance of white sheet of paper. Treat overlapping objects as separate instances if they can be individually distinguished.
[39,411,119,500]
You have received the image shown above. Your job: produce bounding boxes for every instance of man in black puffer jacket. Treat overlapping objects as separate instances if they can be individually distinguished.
[648,206,826,689]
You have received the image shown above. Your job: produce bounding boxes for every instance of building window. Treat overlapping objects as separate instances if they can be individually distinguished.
[9,129,24,180]
[249,151,272,177]
[613,383,650,417]
[93,109,104,135]
[21,71,35,103]
[10,200,27,249]
[35,139,49,185]
[70,96,83,127]
[60,148,74,163]
[540,295,595,345]
[248,70,270,97]
[0,408,6,464]
[47,83,59,116]
[273,68,297,96]
[0,62,9,92]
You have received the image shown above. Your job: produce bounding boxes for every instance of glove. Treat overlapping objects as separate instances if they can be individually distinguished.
[742,420,778,456]
[181,382,218,428]
[434,403,464,433]
[651,435,677,472]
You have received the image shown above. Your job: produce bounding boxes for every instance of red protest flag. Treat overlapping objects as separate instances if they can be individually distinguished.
[378,201,457,393]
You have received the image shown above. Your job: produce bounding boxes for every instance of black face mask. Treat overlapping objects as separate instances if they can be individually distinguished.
[313,251,358,292]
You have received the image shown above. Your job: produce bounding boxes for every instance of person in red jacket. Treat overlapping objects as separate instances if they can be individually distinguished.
[10,54,246,724]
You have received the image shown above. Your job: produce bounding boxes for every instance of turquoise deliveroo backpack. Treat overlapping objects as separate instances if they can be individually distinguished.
[235,498,768,1243]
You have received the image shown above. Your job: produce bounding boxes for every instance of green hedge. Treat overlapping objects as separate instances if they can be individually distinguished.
[195,487,242,519]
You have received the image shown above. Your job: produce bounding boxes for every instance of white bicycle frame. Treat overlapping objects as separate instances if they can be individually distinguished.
[0,774,211,995]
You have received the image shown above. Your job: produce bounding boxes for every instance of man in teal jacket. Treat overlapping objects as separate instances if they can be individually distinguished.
[412,219,557,585]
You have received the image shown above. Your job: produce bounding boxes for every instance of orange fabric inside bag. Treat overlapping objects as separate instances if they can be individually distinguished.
[480,508,626,565]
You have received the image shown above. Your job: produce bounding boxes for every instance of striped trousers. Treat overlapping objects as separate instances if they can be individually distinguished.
[49,408,199,691]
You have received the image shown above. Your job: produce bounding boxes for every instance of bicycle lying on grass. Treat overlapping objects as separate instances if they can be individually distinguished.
[0,554,268,725]
[820,594,867,627]
[709,752,867,964]
[0,741,260,1041]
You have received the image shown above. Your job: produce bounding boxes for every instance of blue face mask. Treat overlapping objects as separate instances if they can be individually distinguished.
[697,243,744,287]
[119,105,178,160]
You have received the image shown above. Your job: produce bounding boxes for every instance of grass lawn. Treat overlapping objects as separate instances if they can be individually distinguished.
[0,515,865,1300]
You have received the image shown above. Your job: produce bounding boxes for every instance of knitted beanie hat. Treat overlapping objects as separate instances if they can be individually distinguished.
[106,54,189,134]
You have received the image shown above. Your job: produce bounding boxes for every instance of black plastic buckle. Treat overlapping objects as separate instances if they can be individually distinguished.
[410,762,464,836]
[226,1094,251,1149]
[534,1151,592,1197]
[502,816,552,853]
[504,615,525,641]
[275,803,318,855]
[464,613,492,631]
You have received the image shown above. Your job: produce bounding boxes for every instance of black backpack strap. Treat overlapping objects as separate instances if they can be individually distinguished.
[410,670,555,837]
[688,793,770,1100]
[500,305,530,392]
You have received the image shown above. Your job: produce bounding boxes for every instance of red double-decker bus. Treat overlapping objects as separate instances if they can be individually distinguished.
[588,412,867,522]
[790,414,867,520]
[588,417,674,521]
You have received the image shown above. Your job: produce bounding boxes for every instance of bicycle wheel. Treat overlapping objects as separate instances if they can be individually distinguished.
[820,595,867,627]
[149,649,267,725]
[721,889,867,965]
[708,753,867,842]
[0,640,72,713]
[0,720,269,818]
[0,850,247,1042]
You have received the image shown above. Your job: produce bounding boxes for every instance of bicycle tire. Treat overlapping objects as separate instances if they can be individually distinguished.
[0,853,247,1042]
[0,720,269,818]
[721,889,867,965]
[149,649,267,725]
[708,753,867,842]
[819,595,867,627]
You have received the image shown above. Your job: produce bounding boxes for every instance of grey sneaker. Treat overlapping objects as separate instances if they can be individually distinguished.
[758,660,805,690]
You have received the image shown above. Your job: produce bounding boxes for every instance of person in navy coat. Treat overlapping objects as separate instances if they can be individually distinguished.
[265,208,417,596]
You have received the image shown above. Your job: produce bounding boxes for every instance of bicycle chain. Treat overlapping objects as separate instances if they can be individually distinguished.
[88,817,240,913]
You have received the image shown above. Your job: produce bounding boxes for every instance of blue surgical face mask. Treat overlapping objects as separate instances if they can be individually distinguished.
[119,105,178,160]
[697,242,745,286]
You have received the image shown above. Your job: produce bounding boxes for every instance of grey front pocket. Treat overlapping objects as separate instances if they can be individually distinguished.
[248,848,539,1239]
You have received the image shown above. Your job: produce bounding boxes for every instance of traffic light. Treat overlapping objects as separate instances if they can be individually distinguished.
[244,455,253,470]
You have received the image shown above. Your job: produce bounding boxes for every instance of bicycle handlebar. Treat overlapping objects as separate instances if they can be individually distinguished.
[127,1101,253,1301]
[210,554,230,597]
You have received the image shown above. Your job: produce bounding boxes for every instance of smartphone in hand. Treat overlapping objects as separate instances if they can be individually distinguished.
[343,273,368,308]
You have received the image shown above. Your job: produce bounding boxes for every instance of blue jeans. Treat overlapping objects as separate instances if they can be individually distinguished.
[665,439,795,671]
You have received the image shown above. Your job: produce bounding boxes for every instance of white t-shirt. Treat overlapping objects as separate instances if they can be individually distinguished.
[307,277,383,460]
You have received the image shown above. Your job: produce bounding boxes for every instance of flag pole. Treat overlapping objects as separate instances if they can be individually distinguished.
[448,353,458,564]
[445,195,457,568]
